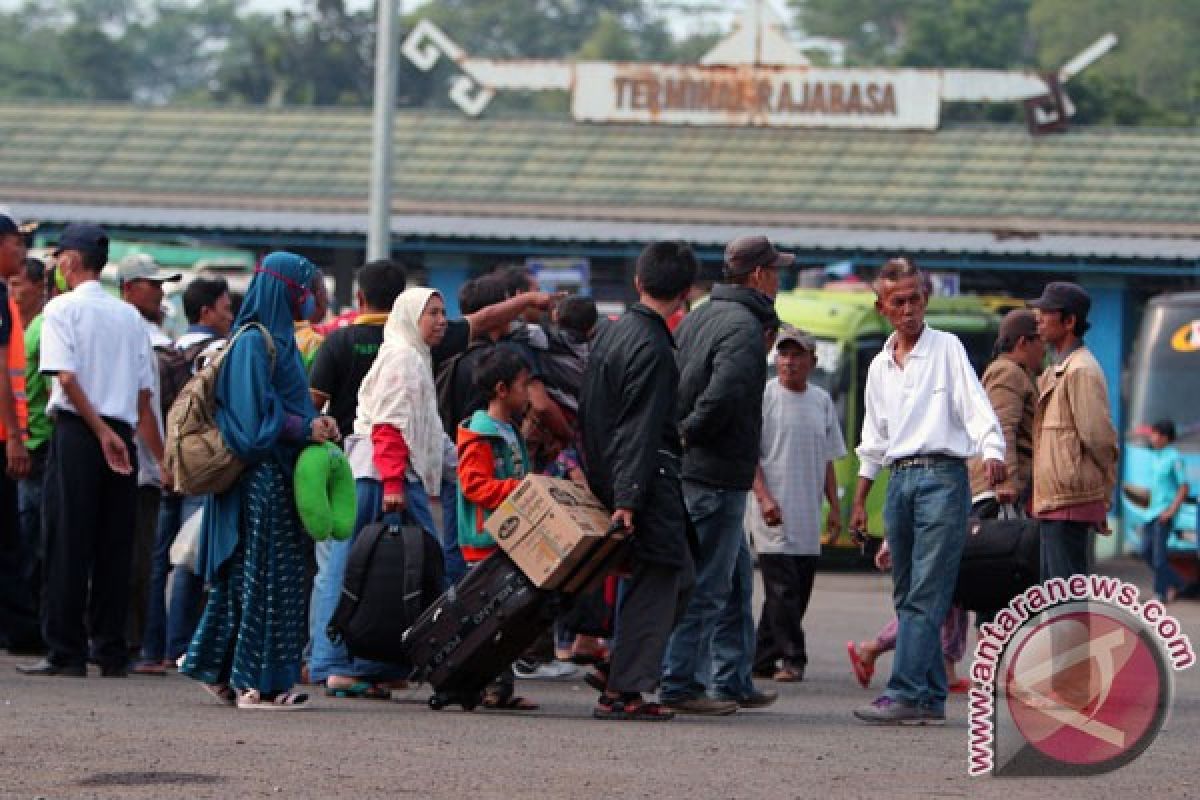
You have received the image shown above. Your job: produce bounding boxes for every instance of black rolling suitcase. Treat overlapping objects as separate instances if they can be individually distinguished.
[953,512,1041,611]
[403,524,629,710]
[402,550,559,710]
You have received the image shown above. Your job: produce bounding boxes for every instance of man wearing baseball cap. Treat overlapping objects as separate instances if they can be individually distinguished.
[1028,282,1117,582]
[746,324,845,683]
[661,234,784,715]
[0,211,38,654]
[17,223,163,677]
[116,253,180,665]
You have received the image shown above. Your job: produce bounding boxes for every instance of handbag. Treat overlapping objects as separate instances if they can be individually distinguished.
[954,504,1041,611]
[169,507,204,574]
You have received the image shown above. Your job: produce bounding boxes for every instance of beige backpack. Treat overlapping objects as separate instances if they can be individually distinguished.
[163,323,276,495]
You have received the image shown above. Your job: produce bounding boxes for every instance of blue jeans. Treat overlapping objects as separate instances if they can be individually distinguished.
[307,477,437,682]
[439,478,466,588]
[1142,518,1184,600]
[140,494,206,662]
[883,460,969,713]
[660,482,752,702]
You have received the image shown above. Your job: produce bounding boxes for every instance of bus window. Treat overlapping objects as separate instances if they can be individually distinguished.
[1129,303,1200,447]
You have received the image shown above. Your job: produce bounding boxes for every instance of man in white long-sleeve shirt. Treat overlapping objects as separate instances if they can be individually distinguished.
[850,258,1006,726]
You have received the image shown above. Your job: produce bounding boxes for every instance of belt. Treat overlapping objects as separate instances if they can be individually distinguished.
[891,453,963,471]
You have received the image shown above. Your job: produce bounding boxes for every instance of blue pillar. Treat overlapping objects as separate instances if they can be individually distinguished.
[1079,276,1127,557]
[424,254,469,318]
[1078,278,1126,437]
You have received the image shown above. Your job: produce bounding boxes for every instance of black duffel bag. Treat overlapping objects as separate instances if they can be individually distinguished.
[328,518,445,664]
[953,509,1040,612]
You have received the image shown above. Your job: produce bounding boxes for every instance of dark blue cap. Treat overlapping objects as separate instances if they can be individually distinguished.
[54,223,109,260]
[0,212,17,235]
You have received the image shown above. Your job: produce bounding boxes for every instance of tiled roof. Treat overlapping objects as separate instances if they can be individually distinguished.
[1,103,1199,238]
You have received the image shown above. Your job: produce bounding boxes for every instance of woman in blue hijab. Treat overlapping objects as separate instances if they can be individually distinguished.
[181,251,339,710]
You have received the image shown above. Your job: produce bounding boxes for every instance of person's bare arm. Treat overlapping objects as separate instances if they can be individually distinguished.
[822,462,842,543]
[59,370,132,475]
[463,292,556,338]
[752,465,781,526]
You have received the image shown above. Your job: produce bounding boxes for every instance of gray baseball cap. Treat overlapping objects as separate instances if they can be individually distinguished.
[775,324,816,352]
[118,253,181,284]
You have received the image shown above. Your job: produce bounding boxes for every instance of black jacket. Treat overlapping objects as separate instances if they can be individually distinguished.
[579,303,690,568]
[675,284,779,489]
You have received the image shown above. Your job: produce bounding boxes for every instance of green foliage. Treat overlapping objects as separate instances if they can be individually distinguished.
[0,0,1194,126]
[794,0,1200,125]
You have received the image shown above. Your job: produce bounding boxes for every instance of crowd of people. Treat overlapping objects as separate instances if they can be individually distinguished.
[0,209,1168,723]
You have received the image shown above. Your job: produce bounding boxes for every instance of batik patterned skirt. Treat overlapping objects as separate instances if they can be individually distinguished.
[181,461,307,694]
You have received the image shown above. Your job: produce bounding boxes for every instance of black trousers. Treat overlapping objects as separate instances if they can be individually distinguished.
[41,413,138,669]
[0,465,39,648]
[608,556,694,695]
[754,554,818,672]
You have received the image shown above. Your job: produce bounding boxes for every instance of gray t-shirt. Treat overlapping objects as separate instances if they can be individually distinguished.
[746,379,846,556]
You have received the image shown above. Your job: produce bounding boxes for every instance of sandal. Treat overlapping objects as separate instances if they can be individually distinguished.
[325,680,392,700]
[773,665,804,683]
[846,641,874,689]
[593,693,674,722]
[237,688,311,711]
[203,683,237,707]
[480,691,539,711]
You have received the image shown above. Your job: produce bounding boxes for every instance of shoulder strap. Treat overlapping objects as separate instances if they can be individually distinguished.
[214,322,277,373]
[399,522,426,625]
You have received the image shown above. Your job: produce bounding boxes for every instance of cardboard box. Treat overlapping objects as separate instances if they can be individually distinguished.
[485,475,618,589]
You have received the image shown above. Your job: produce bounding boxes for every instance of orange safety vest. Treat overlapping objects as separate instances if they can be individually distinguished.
[0,294,28,442]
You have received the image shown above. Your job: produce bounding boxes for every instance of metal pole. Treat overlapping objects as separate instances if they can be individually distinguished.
[367,0,398,261]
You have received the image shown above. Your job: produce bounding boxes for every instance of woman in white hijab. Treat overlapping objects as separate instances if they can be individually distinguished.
[311,287,448,699]
[356,287,448,508]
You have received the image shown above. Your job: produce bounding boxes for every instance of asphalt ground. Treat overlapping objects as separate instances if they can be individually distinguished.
[1,556,1197,800]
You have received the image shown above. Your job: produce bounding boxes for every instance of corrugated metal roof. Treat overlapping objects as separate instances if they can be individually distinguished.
[2,104,1199,260]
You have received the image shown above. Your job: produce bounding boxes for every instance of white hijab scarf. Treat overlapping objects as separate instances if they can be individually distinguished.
[355,288,444,495]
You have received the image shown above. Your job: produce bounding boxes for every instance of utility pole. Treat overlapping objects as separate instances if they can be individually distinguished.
[367,0,398,261]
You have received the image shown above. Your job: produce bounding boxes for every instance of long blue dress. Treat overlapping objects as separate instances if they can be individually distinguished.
[181,252,319,695]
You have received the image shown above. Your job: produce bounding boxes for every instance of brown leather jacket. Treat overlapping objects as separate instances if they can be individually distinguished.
[1031,346,1119,515]
[968,356,1036,500]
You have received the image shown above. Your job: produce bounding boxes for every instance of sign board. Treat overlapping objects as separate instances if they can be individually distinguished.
[526,257,590,295]
[573,64,941,130]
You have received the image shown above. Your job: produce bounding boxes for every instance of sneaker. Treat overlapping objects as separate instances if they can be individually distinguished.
[663,696,739,716]
[714,688,779,709]
[919,705,946,725]
[513,659,580,681]
[853,695,926,725]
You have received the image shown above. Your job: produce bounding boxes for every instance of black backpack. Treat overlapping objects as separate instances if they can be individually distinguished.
[328,519,445,664]
[157,336,216,419]
[434,338,492,438]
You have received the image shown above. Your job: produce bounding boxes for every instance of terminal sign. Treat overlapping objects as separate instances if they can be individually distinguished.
[574,65,940,129]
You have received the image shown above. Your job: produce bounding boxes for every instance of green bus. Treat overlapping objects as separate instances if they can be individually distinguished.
[773,288,1000,556]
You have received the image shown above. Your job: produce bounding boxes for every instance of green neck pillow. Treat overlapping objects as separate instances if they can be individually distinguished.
[294,442,356,542]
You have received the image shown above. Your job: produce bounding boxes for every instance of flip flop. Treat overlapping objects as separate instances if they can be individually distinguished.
[593,694,674,722]
[948,678,971,694]
[325,680,392,700]
[846,641,874,689]
[237,688,311,711]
